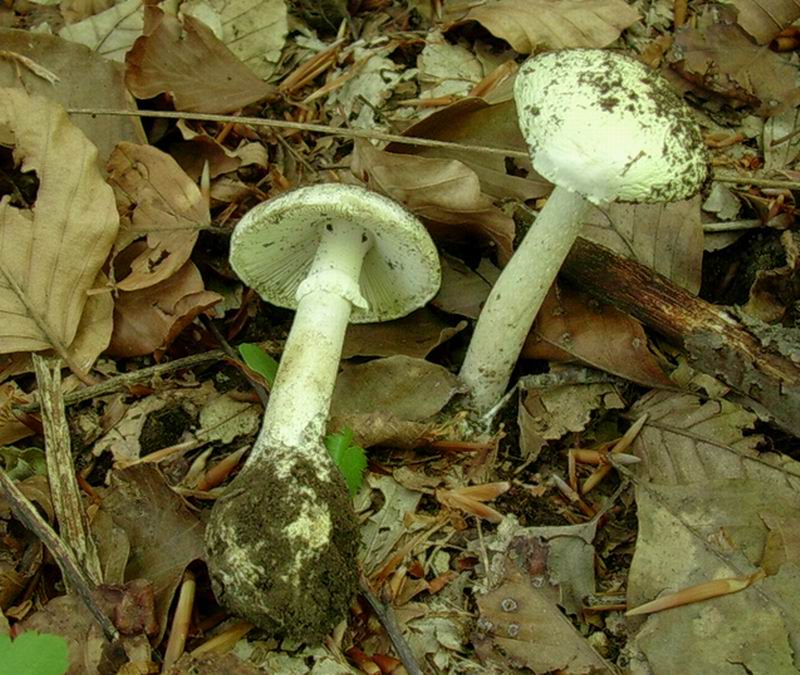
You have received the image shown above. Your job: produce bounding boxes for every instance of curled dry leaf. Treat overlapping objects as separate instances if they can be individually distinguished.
[449,0,639,53]
[352,140,515,264]
[0,88,118,376]
[387,98,550,202]
[125,5,274,113]
[108,258,221,358]
[107,142,209,291]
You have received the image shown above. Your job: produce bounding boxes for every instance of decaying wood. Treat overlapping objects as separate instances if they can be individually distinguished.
[561,237,800,436]
[33,355,103,584]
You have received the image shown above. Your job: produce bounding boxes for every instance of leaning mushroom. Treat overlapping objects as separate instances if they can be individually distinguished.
[205,184,441,640]
[459,48,708,413]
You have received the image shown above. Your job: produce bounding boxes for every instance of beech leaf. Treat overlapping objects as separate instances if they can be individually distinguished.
[452,0,639,53]
[0,88,118,376]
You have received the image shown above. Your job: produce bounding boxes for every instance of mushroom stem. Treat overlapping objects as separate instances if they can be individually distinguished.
[259,221,372,459]
[459,186,587,413]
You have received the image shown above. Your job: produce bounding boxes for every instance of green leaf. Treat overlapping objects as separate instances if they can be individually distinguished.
[325,427,367,497]
[0,631,69,675]
[238,343,279,386]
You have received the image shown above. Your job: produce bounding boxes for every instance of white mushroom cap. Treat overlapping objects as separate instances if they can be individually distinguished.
[514,49,707,205]
[229,184,441,323]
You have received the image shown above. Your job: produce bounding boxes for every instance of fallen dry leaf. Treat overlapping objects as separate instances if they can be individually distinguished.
[201,0,287,81]
[343,307,466,359]
[525,285,673,388]
[125,5,274,113]
[669,7,800,116]
[474,553,611,672]
[331,355,465,421]
[517,380,625,461]
[582,196,704,293]
[386,97,550,201]
[107,142,208,291]
[108,257,221,357]
[18,593,153,674]
[728,0,800,44]
[430,255,494,320]
[627,479,799,674]
[0,88,118,377]
[352,140,516,264]
[98,465,206,642]
[0,29,145,162]
[449,0,639,53]
[59,0,144,62]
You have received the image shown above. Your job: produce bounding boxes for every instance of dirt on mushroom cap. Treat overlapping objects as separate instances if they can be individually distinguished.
[514,48,708,205]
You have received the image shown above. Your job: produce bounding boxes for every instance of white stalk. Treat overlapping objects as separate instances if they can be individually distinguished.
[251,221,372,468]
[459,186,587,413]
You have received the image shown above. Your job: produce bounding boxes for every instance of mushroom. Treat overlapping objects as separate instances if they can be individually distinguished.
[205,183,441,640]
[459,48,708,413]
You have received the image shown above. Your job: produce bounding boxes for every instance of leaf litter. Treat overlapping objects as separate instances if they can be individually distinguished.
[0,0,799,673]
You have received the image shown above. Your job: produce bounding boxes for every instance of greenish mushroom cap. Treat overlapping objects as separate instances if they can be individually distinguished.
[229,184,441,323]
[514,49,708,205]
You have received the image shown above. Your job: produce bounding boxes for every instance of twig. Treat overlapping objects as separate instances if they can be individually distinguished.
[359,575,423,675]
[66,108,528,159]
[65,109,800,191]
[16,350,226,413]
[33,355,103,584]
[0,468,119,642]
[561,238,800,436]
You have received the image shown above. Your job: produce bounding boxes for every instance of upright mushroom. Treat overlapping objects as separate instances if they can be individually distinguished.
[205,184,440,640]
[459,48,708,413]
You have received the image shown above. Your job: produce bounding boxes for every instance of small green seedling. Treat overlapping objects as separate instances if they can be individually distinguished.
[0,631,69,675]
[238,342,279,386]
[238,343,367,495]
[324,427,367,497]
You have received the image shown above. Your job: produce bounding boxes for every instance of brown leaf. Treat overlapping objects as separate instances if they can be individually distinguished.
[107,142,208,291]
[331,355,465,421]
[343,307,465,358]
[474,558,610,672]
[431,255,493,320]
[167,651,262,675]
[386,98,549,201]
[450,0,639,53]
[108,258,221,357]
[0,29,146,162]
[18,594,152,674]
[125,6,273,113]
[525,285,672,388]
[669,10,800,116]
[582,196,704,293]
[97,465,205,642]
[352,140,516,264]
[728,0,800,44]
[0,88,118,375]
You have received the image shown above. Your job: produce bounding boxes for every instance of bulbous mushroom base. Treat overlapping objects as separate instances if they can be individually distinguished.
[204,456,360,642]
